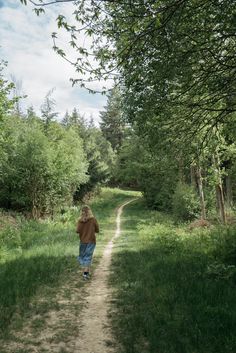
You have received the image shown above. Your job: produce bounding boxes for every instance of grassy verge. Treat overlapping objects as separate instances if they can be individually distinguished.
[110,199,236,353]
[0,187,139,342]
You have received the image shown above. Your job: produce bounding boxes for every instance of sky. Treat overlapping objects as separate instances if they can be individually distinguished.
[0,0,109,123]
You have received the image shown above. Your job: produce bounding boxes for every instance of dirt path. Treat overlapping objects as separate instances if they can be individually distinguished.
[74,198,136,353]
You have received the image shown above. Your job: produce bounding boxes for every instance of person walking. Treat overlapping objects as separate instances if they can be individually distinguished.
[76,205,99,280]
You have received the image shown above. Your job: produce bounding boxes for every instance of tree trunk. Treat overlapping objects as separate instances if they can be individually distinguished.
[32,201,39,219]
[225,175,233,209]
[31,190,40,219]
[215,183,226,224]
[196,165,206,219]
[190,164,197,189]
[178,156,185,183]
[213,154,226,224]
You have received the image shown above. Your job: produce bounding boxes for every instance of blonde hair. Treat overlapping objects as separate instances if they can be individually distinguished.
[79,205,94,222]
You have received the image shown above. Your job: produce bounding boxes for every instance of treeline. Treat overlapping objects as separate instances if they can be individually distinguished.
[116,129,236,222]
[18,0,236,224]
[101,88,236,223]
[5,1,236,224]
[61,0,235,224]
[4,0,236,225]
[1,57,236,224]
[0,63,115,217]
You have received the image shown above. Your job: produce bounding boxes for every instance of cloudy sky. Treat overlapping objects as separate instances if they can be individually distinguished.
[0,0,108,123]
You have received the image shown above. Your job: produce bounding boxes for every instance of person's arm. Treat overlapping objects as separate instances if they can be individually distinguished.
[76,221,82,234]
[94,218,99,233]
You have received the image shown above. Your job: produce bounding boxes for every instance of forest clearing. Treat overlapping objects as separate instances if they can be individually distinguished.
[1,1,236,352]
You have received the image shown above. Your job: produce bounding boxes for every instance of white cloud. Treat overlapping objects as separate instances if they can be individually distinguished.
[0,0,109,123]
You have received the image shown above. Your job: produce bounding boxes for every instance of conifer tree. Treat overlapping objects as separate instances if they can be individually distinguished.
[99,87,125,151]
[41,89,58,131]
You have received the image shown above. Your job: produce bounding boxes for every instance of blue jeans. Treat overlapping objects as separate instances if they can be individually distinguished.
[77,243,96,267]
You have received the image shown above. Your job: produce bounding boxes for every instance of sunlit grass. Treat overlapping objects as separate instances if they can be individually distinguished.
[111,199,236,353]
[0,187,139,337]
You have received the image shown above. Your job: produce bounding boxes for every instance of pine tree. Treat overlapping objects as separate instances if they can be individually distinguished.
[99,87,125,151]
[41,89,58,130]
[27,105,37,119]
[61,110,70,126]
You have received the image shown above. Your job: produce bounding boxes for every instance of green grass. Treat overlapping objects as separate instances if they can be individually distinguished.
[0,187,139,339]
[110,199,236,353]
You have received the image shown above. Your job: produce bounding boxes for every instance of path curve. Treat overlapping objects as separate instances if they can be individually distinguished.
[75,198,137,353]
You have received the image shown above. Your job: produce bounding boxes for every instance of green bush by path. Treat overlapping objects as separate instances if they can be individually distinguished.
[110,200,236,353]
[0,187,139,336]
[172,182,201,221]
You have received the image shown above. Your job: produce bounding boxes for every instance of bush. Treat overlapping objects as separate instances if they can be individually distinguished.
[0,226,22,249]
[172,182,200,221]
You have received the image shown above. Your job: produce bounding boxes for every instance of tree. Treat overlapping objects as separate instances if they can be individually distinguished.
[41,89,58,131]
[60,108,115,200]
[61,110,70,126]
[113,130,142,188]
[10,75,25,116]
[62,108,87,137]
[100,87,125,151]
[26,105,37,120]
[74,122,116,200]
[0,61,17,121]
[0,112,88,217]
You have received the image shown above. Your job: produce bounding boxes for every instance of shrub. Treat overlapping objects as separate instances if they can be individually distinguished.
[172,182,200,221]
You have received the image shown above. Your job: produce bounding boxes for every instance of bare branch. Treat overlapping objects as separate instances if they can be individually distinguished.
[29,0,75,6]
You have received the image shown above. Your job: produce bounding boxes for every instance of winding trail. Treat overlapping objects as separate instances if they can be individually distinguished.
[75,198,136,353]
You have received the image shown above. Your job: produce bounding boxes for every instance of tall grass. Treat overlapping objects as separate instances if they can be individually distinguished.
[0,187,139,336]
[110,199,236,353]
